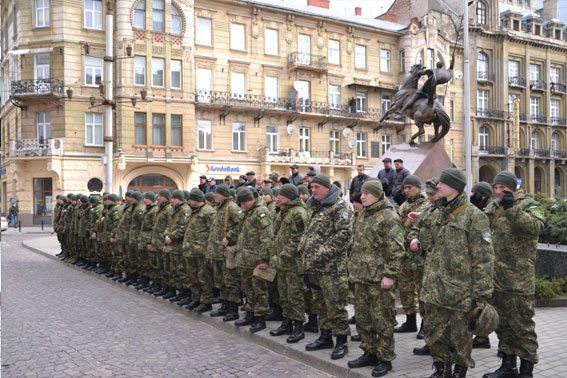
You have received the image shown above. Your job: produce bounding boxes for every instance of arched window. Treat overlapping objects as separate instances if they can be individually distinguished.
[477,52,488,80]
[152,0,164,32]
[479,125,490,151]
[551,132,560,152]
[128,174,177,193]
[171,6,182,35]
[531,131,540,150]
[477,2,487,25]
[133,0,145,29]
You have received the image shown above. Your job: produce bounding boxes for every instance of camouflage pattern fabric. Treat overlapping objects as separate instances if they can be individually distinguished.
[165,203,191,287]
[277,272,305,321]
[137,202,158,278]
[241,267,269,316]
[271,198,307,274]
[306,273,350,336]
[128,201,146,274]
[149,201,172,283]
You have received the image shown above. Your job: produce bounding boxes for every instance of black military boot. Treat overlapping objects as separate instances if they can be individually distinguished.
[351,334,361,342]
[303,314,319,333]
[417,320,425,339]
[235,311,254,327]
[452,365,467,378]
[112,272,123,281]
[265,305,283,321]
[125,273,139,285]
[371,360,393,377]
[105,269,115,278]
[210,300,228,317]
[153,284,169,296]
[429,362,450,378]
[305,329,333,351]
[194,303,212,314]
[287,320,305,343]
[184,300,200,309]
[394,313,417,333]
[249,316,266,333]
[331,335,348,360]
[117,272,130,283]
[135,277,150,290]
[482,352,518,378]
[472,336,491,349]
[518,359,534,378]
[162,288,178,300]
[146,283,161,293]
[169,289,187,302]
[177,295,193,306]
[222,302,239,322]
[270,318,293,336]
[348,351,378,368]
[348,315,356,324]
[413,344,431,355]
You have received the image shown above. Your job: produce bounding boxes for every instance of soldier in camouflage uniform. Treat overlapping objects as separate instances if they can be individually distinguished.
[63,194,78,262]
[395,175,430,336]
[126,191,146,286]
[421,168,494,378]
[96,195,112,274]
[298,174,352,360]
[112,192,133,282]
[180,188,216,312]
[347,179,404,377]
[268,184,308,343]
[85,195,103,270]
[232,188,274,333]
[134,192,159,290]
[105,194,124,279]
[76,195,91,267]
[148,190,173,295]
[482,171,544,378]
[53,196,65,257]
[55,195,70,258]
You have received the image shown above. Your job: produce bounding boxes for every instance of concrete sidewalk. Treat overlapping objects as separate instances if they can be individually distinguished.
[23,235,567,378]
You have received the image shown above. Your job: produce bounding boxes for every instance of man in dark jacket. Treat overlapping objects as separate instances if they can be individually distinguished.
[198,175,208,193]
[245,171,256,188]
[392,159,410,205]
[349,165,370,203]
[289,164,303,186]
[378,158,396,202]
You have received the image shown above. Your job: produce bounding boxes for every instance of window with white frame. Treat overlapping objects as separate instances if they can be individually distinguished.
[37,112,51,143]
[135,112,146,145]
[265,76,278,102]
[356,132,367,158]
[381,135,391,155]
[381,49,391,72]
[356,91,367,112]
[196,17,212,46]
[171,59,182,89]
[427,48,434,69]
[152,0,164,32]
[153,114,165,145]
[85,56,103,86]
[531,131,540,150]
[416,50,424,65]
[551,67,560,84]
[171,6,182,35]
[551,132,560,152]
[196,68,212,102]
[508,60,519,80]
[479,125,489,150]
[329,84,341,109]
[477,1,486,24]
[530,64,540,81]
[266,125,279,154]
[299,127,310,152]
[198,120,213,150]
[232,122,247,151]
[399,50,405,72]
[231,23,246,51]
[35,54,50,81]
[551,99,560,124]
[265,28,278,55]
[133,0,145,29]
[330,130,340,155]
[85,112,103,146]
[530,97,540,120]
[171,115,182,146]
[382,95,391,113]
[134,56,146,85]
[355,44,366,69]
[231,72,246,99]
[328,39,340,65]
[35,0,50,27]
[477,52,488,80]
[477,90,488,115]
[84,0,103,30]
[509,94,519,113]
[152,58,165,87]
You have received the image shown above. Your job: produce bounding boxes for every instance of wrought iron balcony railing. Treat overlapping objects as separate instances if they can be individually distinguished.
[479,145,506,155]
[288,52,327,70]
[519,112,527,121]
[509,76,526,87]
[10,79,64,97]
[554,150,567,158]
[551,117,567,126]
[531,114,547,123]
[550,82,567,94]
[9,138,65,157]
[518,148,531,156]
[476,108,505,119]
[530,80,546,91]
[534,149,551,157]
[477,71,495,82]
[261,147,354,165]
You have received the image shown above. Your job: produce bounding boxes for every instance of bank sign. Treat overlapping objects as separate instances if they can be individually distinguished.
[205,164,241,173]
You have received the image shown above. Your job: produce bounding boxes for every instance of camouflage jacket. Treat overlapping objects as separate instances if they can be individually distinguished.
[348,199,404,284]
[407,203,442,272]
[107,204,123,240]
[115,204,133,243]
[138,202,158,250]
[266,200,277,220]
[88,202,104,236]
[71,203,80,235]
[398,194,430,252]
[53,203,62,230]
[95,205,108,242]
[298,185,353,275]
[236,200,274,268]
[271,198,307,273]
[421,193,494,312]
[128,201,146,248]
[78,203,91,238]
[484,195,544,295]
[207,198,242,260]
[182,203,215,257]
[63,203,75,235]
[58,204,71,233]
[165,203,191,254]
[150,201,172,253]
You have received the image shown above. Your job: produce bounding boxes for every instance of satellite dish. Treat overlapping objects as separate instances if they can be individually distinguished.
[454,70,463,79]
[343,127,353,138]
[348,139,357,149]
[287,124,297,135]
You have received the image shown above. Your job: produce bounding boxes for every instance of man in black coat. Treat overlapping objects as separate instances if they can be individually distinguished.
[377,158,396,202]
[348,164,369,203]
[392,159,410,205]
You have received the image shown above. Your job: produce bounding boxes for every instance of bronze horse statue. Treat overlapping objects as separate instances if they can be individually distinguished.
[376,63,451,144]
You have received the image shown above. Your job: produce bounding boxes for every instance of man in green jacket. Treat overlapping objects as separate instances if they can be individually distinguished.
[147,190,173,295]
[134,192,159,290]
[126,191,146,286]
[105,194,124,279]
[114,191,134,282]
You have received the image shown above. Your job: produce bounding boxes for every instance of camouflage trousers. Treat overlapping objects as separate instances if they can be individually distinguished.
[267,281,280,307]
[277,272,305,322]
[111,242,128,273]
[185,256,213,304]
[397,258,419,315]
[167,253,185,288]
[307,273,350,336]
[149,250,165,284]
[224,265,241,304]
[304,288,317,315]
[491,291,539,363]
[240,267,269,317]
[423,303,475,368]
[354,283,397,361]
[136,247,150,278]
[212,259,227,300]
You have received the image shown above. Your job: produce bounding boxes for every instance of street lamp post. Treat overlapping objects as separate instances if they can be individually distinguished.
[104,9,114,193]
[463,0,472,194]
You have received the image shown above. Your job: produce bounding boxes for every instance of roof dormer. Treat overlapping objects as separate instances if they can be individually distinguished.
[543,19,565,40]
[522,13,543,36]
[501,9,523,31]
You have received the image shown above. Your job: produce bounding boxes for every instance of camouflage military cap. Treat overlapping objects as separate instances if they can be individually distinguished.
[108,194,118,202]
[131,191,143,201]
[425,177,440,194]
[472,181,493,198]
[171,190,184,201]
[204,192,215,203]
[260,187,274,197]
[469,303,499,337]
[183,190,191,200]
[144,191,156,201]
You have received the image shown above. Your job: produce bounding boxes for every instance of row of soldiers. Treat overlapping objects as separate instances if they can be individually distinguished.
[53,168,543,378]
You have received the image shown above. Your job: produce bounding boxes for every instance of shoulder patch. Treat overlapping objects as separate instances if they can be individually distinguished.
[526,205,545,222]
[238,209,245,214]
[391,225,404,247]
[294,216,305,233]
[340,210,351,221]
[338,200,345,205]
[473,218,490,231]
[259,212,266,218]
[482,228,492,243]
[137,210,144,215]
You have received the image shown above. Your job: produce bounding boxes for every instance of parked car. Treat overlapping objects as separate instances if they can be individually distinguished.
[1,216,8,231]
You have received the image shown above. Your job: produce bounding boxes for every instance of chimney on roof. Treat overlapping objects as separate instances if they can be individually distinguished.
[382,13,398,23]
[307,0,330,9]
[355,7,362,16]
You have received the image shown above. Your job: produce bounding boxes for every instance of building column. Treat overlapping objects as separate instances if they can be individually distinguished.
[527,158,535,194]
[549,160,555,197]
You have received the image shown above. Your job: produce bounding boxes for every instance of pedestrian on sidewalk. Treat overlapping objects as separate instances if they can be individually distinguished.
[9,202,19,228]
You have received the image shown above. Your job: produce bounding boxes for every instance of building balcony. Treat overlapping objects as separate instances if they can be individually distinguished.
[529,80,546,91]
[195,91,296,111]
[9,138,65,158]
[551,117,567,126]
[554,150,567,159]
[550,82,567,94]
[531,114,547,124]
[534,149,551,158]
[476,108,505,119]
[519,112,528,122]
[10,79,65,99]
[517,148,531,156]
[479,145,506,155]
[509,76,527,87]
[288,52,327,73]
[260,147,354,165]
[477,71,495,82]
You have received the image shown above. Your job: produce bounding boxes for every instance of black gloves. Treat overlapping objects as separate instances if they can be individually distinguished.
[501,191,516,210]
[470,192,485,210]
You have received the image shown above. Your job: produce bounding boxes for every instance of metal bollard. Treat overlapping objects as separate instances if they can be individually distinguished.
[19,220,21,232]
[42,220,44,230]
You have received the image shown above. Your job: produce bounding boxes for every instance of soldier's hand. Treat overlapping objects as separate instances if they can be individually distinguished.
[221,238,229,247]
[91,233,97,240]
[110,237,115,243]
[408,212,420,224]
[501,190,515,210]
[162,246,167,253]
[476,302,485,309]
[147,244,152,251]
[209,259,213,267]
[165,236,172,245]
[381,277,394,289]
[257,263,268,270]
[410,238,422,252]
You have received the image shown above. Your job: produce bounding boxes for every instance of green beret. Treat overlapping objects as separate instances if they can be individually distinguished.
[237,187,254,203]
[189,188,204,202]
[89,195,99,204]
[439,168,467,193]
[361,180,384,200]
[158,189,171,200]
[204,192,215,203]
[71,194,78,201]
[279,183,298,200]
[493,171,517,192]
[425,177,440,194]
[108,194,118,202]
[171,190,184,201]
[80,195,89,203]
[311,174,331,189]
[260,187,274,197]
[472,181,494,197]
[183,190,191,200]
[67,193,74,199]
[125,190,132,198]
[131,191,143,201]
[144,191,156,201]
[215,184,231,198]
[403,175,422,189]
[297,185,310,195]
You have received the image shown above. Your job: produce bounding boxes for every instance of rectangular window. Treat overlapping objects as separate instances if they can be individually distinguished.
[356,132,367,158]
[231,72,246,100]
[477,90,489,113]
[152,0,164,32]
[551,67,560,83]
[171,115,182,146]
[328,39,340,65]
[299,127,311,152]
[530,64,540,81]
[85,112,103,146]
[355,45,366,69]
[508,60,519,78]
[381,49,391,72]
[298,34,311,64]
[171,7,182,35]
[134,56,146,86]
[197,17,212,46]
[381,135,391,155]
[265,76,278,102]
[551,99,560,123]
[35,54,50,81]
[171,59,182,89]
[84,56,103,86]
[329,84,341,109]
[198,120,213,150]
[84,0,103,30]
[382,95,391,112]
[152,114,165,145]
[135,112,146,145]
[400,50,405,72]
[356,91,367,112]
[231,23,246,51]
[266,125,279,154]
[196,68,212,102]
[371,141,380,158]
[33,178,53,217]
[35,0,50,27]
[330,130,340,155]
[265,28,278,55]
[232,122,246,151]
[133,0,145,29]
[427,48,434,69]
[152,57,165,87]
[37,112,51,144]
[530,97,540,120]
